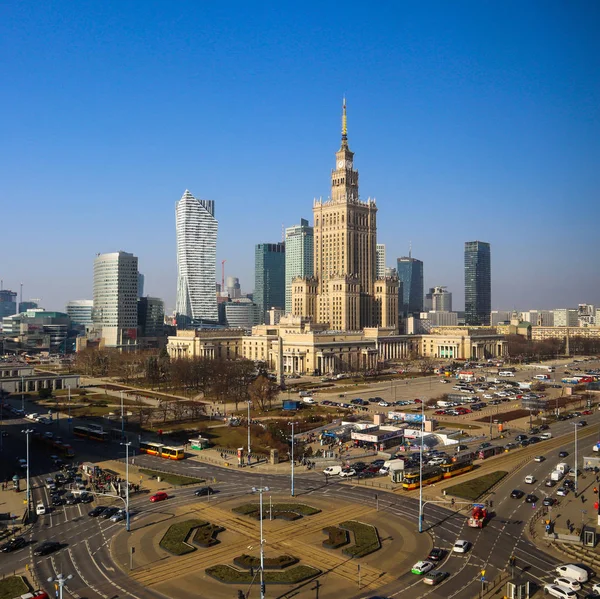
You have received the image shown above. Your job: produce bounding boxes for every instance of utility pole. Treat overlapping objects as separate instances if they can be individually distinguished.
[289,421,298,496]
[22,428,33,519]
[121,441,132,531]
[251,486,270,599]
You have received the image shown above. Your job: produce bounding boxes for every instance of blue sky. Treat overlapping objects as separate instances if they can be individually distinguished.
[2,1,599,313]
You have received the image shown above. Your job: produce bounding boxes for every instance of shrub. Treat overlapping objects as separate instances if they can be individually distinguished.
[339,521,380,558]
[233,554,298,570]
[322,526,349,549]
[206,564,320,584]
[39,388,52,400]
[159,519,205,555]
[192,523,224,547]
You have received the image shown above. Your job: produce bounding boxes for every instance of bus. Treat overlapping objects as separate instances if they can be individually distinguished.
[139,441,185,460]
[139,441,164,456]
[73,426,110,442]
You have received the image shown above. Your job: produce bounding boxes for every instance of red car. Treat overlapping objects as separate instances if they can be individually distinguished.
[150,492,168,502]
[582,410,592,415]
[414,399,422,404]
[434,410,446,415]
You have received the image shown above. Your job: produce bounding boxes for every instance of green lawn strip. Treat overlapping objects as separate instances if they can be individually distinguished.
[160,519,206,555]
[444,471,508,501]
[232,503,320,519]
[339,521,381,558]
[206,564,320,584]
[322,526,349,549]
[233,554,298,570]
[138,468,204,486]
[0,576,29,599]
[192,523,225,547]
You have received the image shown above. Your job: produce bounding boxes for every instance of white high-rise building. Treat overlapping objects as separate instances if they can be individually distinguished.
[66,300,94,326]
[553,308,578,327]
[376,244,386,279]
[175,190,218,322]
[93,251,138,348]
[285,218,313,313]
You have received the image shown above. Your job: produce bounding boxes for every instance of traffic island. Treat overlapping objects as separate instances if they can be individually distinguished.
[206,563,320,584]
[232,502,321,520]
[232,554,298,569]
[338,521,381,557]
[160,519,225,555]
[0,576,28,599]
[444,471,508,500]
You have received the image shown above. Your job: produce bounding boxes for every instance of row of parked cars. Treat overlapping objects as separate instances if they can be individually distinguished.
[545,563,599,599]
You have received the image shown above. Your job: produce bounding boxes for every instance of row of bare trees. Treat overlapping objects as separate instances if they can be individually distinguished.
[507,335,600,361]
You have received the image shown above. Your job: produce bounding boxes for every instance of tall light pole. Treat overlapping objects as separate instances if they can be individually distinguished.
[120,391,125,438]
[251,486,270,599]
[289,421,298,497]
[121,441,132,532]
[67,385,71,430]
[418,400,425,533]
[247,400,252,458]
[22,429,33,518]
[574,422,579,495]
[48,574,73,599]
[21,375,25,412]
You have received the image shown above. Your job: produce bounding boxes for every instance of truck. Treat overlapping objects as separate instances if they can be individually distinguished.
[467,503,488,528]
[550,470,564,482]
[556,462,570,474]
[379,459,405,476]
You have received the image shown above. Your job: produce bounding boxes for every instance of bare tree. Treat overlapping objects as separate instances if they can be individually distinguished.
[248,375,279,412]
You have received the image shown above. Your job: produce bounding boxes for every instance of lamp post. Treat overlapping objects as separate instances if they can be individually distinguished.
[67,385,71,430]
[21,375,25,412]
[121,441,132,532]
[251,486,270,599]
[289,421,298,497]
[47,573,73,599]
[247,401,252,458]
[120,391,125,439]
[22,429,33,518]
[574,422,579,495]
[418,400,425,533]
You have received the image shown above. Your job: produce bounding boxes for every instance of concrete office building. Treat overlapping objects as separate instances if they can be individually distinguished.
[226,276,241,299]
[66,300,94,327]
[255,242,285,323]
[520,310,554,327]
[553,308,578,327]
[464,241,491,326]
[175,189,218,323]
[285,218,313,314]
[291,101,398,331]
[432,286,452,312]
[93,251,139,349]
[491,310,511,326]
[397,254,424,316]
[225,299,261,331]
[376,244,386,279]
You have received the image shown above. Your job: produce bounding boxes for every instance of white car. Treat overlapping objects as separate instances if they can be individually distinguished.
[534,456,545,462]
[452,540,470,553]
[339,468,356,478]
[378,401,389,407]
[557,487,568,496]
[592,582,600,593]
[543,584,576,599]
[525,475,536,484]
[411,560,435,575]
[553,577,581,592]
[483,394,493,399]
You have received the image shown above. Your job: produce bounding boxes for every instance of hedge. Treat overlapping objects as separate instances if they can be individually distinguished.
[232,503,320,520]
[192,523,224,547]
[206,564,320,584]
[159,519,206,555]
[339,521,381,558]
[233,554,298,570]
[322,526,349,549]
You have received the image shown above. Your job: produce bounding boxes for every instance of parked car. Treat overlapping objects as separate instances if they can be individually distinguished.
[150,492,168,502]
[557,487,569,497]
[543,584,577,599]
[543,497,556,507]
[553,577,581,591]
[339,468,356,478]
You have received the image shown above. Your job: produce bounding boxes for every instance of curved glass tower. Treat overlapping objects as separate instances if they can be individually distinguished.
[175,190,218,322]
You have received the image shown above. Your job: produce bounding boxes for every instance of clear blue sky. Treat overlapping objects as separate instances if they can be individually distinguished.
[2,1,599,313]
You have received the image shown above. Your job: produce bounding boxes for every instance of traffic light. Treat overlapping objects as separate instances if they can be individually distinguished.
[451,498,455,506]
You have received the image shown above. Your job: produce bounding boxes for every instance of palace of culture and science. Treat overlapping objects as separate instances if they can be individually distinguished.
[291,102,399,331]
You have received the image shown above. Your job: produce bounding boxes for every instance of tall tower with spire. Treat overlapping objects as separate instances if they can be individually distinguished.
[291,100,396,331]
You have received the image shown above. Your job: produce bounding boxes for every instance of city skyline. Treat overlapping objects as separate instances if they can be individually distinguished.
[2,2,599,312]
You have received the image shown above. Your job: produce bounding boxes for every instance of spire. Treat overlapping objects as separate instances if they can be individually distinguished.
[409,241,412,259]
[341,96,348,146]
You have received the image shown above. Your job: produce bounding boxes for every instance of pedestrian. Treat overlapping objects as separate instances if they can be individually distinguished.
[566,518,571,527]
[581,495,585,504]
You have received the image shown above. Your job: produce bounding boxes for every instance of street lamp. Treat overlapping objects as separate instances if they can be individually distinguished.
[67,385,71,430]
[22,429,33,518]
[289,422,298,497]
[251,486,270,599]
[48,574,73,599]
[573,422,579,495]
[418,400,425,533]
[120,391,125,438]
[247,401,252,459]
[121,441,132,532]
[21,375,25,412]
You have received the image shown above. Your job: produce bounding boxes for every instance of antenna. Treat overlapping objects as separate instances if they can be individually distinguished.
[409,241,412,259]
[282,223,285,243]
[221,260,226,291]
[20,282,23,308]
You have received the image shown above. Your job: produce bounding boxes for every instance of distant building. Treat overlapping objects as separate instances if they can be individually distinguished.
[138,297,165,337]
[19,300,39,312]
[137,273,145,298]
[93,251,138,349]
[424,288,434,312]
[175,189,218,323]
[66,300,94,327]
[226,276,241,299]
[0,290,17,318]
[255,242,285,323]
[464,241,491,326]
[520,310,554,327]
[267,307,285,325]
[376,244,386,279]
[2,309,71,353]
[578,304,596,327]
[432,286,452,312]
[285,219,313,314]
[225,299,261,330]
[491,310,511,326]
[553,308,578,327]
[397,255,423,316]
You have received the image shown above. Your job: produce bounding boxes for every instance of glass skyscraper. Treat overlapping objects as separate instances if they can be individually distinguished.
[464,241,491,326]
[255,242,285,323]
[175,190,218,323]
[285,218,313,313]
[396,255,424,316]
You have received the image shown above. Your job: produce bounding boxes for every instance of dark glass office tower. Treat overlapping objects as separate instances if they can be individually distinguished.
[255,242,286,324]
[464,241,491,326]
[396,256,424,316]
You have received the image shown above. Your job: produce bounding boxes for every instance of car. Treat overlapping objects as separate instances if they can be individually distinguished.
[554,577,582,591]
[525,475,536,484]
[557,487,569,497]
[378,401,389,407]
[1,536,27,552]
[150,492,168,502]
[478,442,492,449]
[543,497,557,507]
[520,439,531,447]
[79,492,94,503]
[543,584,577,599]
[427,548,445,561]
[592,583,600,594]
[51,495,64,506]
[88,506,107,517]
[101,507,120,519]
[110,510,127,522]
[546,479,557,487]
[18,458,27,469]
[483,394,493,399]
[559,451,569,458]
[411,560,435,575]
[563,479,576,490]
[194,487,215,497]
[64,493,79,506]
[534,456,545,462]
[525,494,537,503]
[578,420,587,427]
[34,541,62,556]
[515,434,528,442]
[423,570,448,585]
[339,468,356,478]
[511,489,524,499]
[452,540,470,553]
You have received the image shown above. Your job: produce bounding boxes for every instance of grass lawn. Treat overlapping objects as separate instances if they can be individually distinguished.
[0,576,29,599]
[339,521,381,558]
[160,519,206,555]
[233,554,298,570]
[233,503,320,519]
[444,471,508,500]
[139,468,204,486]
[206,564,320,584]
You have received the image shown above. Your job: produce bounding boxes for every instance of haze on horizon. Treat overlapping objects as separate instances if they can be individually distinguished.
[2,2,599,314]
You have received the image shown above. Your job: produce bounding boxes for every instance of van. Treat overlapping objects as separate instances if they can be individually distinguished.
[323,466,342,476]
[555,564,589,583]
[302,397,315,404]
[550,470,564,482]
[499,371,515,377]
[36,503,46,516]
[540,432,552,440]
[556,462,570,474]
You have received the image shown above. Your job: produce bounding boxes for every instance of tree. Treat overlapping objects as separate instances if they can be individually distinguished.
[248,375,279,412]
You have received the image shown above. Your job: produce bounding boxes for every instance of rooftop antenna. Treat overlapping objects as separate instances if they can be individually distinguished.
[409,241,412,259]
[221,260,226,291]
[282,223,285,243]
[20,282,23,307]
